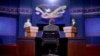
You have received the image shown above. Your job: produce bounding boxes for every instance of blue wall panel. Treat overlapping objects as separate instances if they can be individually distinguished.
[0,36,16,44]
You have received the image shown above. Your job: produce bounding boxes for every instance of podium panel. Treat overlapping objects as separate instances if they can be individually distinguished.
[25,27,38,33]
[24,26,38,38]
[17,38,35,56]
[65,33,75,37]
[63,26,77,37]
[68,42,85,56]
[67,38,85,56]
[26,33,37,37]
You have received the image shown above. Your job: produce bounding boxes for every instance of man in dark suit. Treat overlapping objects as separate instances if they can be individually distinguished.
[42,19,60,55]
[43,19,59,31]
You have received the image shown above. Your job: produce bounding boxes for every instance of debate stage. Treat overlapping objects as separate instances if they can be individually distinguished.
[17,37,85,56]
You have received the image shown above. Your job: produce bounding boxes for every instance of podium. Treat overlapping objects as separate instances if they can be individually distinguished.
[63,26,77,37]
[25,26,38,38]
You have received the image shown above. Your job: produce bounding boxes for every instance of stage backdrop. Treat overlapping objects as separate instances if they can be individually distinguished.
[0,17,16,44]
[1,0,100,44]
[32,0,70,37]
[85,17,100,44]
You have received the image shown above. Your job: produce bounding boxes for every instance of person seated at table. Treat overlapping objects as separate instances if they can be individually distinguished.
[42,19,60,55]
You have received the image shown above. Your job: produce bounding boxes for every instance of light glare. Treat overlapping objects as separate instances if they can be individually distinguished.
[48,0,56,3]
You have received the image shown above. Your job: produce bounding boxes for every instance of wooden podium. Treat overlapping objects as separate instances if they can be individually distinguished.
[63,26,77,38]
[25,26,38,38]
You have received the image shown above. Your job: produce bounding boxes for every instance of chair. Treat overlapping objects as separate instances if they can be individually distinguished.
[42,31,60,55]
[42,31,59,44]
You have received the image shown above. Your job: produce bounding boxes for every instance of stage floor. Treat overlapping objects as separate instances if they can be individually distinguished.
[42,54,59,56]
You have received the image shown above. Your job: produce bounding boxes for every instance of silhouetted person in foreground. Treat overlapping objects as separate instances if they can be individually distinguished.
[42,19,60,55]
[43,19,59,31]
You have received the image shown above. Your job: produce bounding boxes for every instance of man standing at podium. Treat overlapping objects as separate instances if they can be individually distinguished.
[42,19,59,55]
[24,18,32,37]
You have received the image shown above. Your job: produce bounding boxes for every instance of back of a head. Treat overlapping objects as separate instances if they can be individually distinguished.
[49,19,55,25]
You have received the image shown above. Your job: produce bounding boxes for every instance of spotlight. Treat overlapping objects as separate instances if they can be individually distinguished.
[48,0,57,3]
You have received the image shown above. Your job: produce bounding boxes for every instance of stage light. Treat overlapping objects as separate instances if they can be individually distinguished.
[48,0,57,3]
